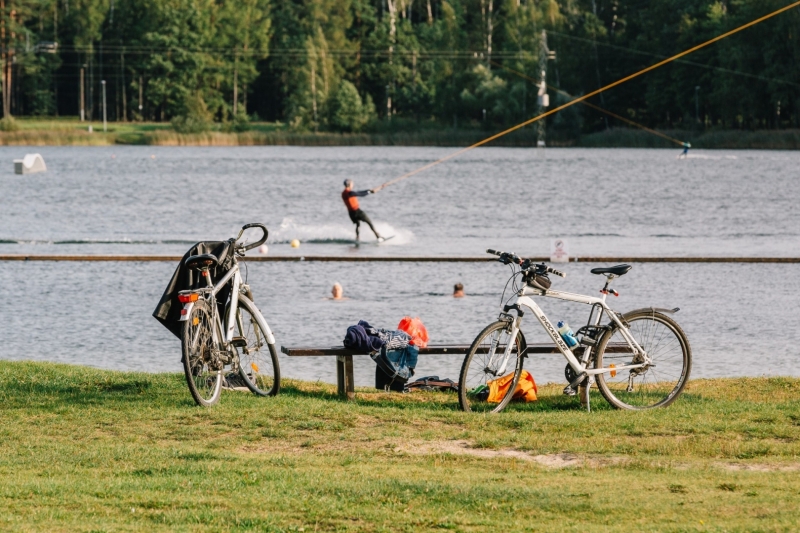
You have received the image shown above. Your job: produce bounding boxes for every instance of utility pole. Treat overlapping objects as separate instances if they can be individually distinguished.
[88,54,94,122]
[120,49,127,122]
[537,30,554,147]
[101,80,107,132]
[138,75,143,118]
[233,47,238,116]
[80,67,85,121]
[695,86,700,125]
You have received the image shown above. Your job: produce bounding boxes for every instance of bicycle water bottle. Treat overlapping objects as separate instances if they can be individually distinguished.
[557,321,578,347]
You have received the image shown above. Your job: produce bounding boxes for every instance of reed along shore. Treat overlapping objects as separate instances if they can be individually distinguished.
[1,119,800,149]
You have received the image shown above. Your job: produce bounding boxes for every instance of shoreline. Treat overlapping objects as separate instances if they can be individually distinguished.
[0,120,799,149]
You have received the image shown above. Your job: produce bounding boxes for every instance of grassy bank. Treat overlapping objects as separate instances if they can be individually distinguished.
[1,117,799,149]
[1,361,799,531]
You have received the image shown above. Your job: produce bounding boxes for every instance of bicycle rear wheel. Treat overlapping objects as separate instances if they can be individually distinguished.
[595,309,691,410]
[234,295,281,396]
[458,320,525,413]
[182,300,222,407]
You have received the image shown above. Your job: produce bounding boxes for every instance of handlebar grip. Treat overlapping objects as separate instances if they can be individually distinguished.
[548,266,566,278]
[486,249,501,256]
[240,223,269,251]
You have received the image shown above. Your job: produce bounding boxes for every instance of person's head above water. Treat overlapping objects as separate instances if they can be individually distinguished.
[332,282,344,300]
[453,283,465,298]
[343,179,353,190]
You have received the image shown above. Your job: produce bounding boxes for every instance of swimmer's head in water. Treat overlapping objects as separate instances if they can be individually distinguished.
[343,179,353,189]
[332,282,344,300]
[453,282,465,298]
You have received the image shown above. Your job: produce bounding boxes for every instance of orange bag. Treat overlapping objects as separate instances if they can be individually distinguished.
[487,370,538,403]
[397,316,429,348]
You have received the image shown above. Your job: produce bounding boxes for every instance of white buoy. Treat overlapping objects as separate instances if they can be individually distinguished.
[258,244,269,255]
[14,153,47,175]
[290,239,300,248]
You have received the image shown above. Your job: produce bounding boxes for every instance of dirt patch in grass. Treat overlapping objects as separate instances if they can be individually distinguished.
[717,462,800,472]
[396,439,625,468]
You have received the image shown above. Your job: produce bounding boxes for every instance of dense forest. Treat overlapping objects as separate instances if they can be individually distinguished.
[1,0,798,135]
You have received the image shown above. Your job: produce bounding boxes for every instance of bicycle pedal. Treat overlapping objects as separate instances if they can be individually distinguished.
[563,386,577,396]
[230,337,247,348]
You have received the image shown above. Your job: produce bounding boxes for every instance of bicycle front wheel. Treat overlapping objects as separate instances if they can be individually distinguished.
[595,309,691,410]
[458,320,525,413]
[234,295,280,396]
[182,300,222,407]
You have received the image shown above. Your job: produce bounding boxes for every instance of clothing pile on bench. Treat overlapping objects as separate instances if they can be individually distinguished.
[343,317,428,391]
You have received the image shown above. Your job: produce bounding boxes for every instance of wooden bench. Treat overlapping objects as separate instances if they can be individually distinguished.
[280,343,570,400]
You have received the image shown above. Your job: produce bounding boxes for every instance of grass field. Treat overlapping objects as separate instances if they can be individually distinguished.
[1,117,799,149]
[1,361,799,532]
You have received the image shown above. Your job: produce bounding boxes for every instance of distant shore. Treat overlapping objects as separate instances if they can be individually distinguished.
[1,118,798,149]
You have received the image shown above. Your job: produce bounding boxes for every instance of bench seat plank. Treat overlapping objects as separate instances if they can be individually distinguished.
[281,344,477,357]
[280,343,629,400]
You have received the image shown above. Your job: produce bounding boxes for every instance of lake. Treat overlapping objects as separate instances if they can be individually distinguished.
[1,146,798,386]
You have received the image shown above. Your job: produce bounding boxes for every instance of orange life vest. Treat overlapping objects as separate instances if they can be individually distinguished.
[342,190,360,211]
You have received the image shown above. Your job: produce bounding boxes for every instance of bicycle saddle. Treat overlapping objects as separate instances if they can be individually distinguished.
[590,264,632,276]
[184,253,219,270]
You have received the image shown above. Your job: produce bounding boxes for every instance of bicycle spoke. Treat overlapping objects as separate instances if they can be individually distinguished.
[596,312,690,410]
[459,322,523,413]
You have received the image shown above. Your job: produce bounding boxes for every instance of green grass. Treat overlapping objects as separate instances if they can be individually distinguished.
[1,361,799,531]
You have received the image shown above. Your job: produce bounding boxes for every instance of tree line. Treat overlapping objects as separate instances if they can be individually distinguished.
[1,0,798,134]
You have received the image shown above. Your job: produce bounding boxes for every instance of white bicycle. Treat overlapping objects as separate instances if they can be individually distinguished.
[178,223,280,406]
[458,249,691,413]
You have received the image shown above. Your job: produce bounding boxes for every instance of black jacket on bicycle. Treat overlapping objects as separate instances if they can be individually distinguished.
[153,240,234,339]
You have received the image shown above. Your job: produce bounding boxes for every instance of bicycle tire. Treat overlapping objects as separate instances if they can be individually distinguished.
[458,320,526,413]
[594,309,692,410]
[234,295,281,397]
[182,300,222,407]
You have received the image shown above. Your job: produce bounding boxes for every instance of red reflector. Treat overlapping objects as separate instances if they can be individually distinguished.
[180,309,188,316]
[178,293,199,303]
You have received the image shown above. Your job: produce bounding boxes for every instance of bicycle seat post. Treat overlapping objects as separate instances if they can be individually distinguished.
[201,267,213,288]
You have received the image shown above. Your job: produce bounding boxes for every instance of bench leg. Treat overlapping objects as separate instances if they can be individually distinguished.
[336,355,355,400]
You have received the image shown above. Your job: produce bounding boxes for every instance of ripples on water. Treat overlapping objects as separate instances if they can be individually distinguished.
[1,146,799,257]
[1,260,797,386]
[0,146,798,384]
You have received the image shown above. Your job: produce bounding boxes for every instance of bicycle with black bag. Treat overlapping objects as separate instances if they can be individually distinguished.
[172,223,280,406]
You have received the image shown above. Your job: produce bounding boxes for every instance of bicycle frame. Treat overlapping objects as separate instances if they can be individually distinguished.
[502,285,650,377]
[178,262,273,348]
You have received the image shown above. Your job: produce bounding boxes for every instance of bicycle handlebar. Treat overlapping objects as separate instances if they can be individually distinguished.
[236,223,269,252]
[486,248,521,265]
[486,248,567,278]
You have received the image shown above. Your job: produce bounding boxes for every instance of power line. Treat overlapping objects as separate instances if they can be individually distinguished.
[490,60,687,146]
[376,0,800,190]
[546,29,800,88]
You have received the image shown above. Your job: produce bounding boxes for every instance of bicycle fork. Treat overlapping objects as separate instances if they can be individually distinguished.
[485,318,520,377]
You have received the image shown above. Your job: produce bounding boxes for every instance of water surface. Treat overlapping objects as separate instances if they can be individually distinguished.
[1,146,798,386]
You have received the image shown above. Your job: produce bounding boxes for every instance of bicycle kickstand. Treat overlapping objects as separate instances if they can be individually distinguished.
[580,377,593,413]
